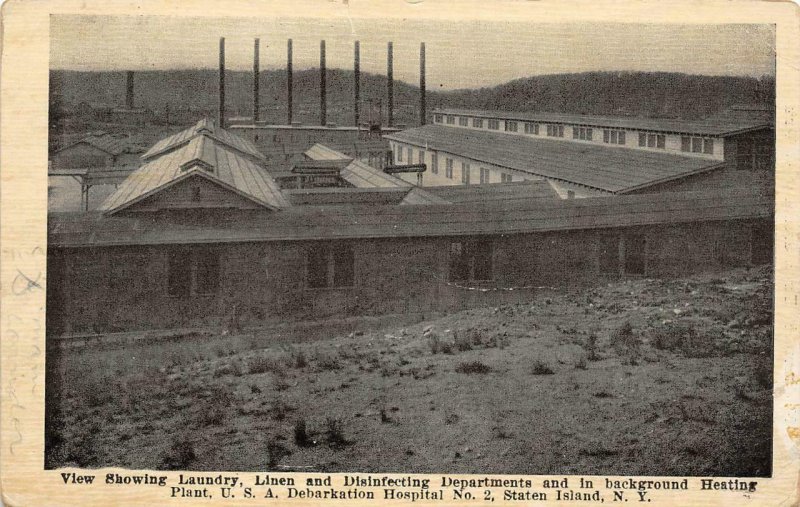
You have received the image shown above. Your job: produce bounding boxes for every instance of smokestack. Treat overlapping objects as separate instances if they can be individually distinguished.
[354,40,360,127]
[387,42,394,127]
[320,40,326,126]
[287,39,293,125]
[253,38,260,123]
[125,71,134,109]
[218,37,226,128]
[420,42,426,126]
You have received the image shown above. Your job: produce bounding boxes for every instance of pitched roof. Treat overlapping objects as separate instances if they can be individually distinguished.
[99,134,288,214]
[141,119,266,162]
[56,132,145,157]
[435,108,774,137]
[49,187,772,248]
[385,125,725,194]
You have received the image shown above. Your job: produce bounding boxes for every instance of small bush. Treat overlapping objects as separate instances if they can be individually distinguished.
[325,418,348,447]
[293,350,308,369]
[380,408,391,424]
[294,419,311,447]
[316,353,342,371]
[455,361,491,374]
[585,331,601,361]
[160,436,195,470]
[575,356,588,370]
[454,331,473,352]
[271,398,294,421]
[531,360,555,375]
[611,322,641,365]
[427,333,442,354]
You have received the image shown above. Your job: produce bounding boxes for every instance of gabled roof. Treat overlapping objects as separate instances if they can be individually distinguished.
[56,132,145,157]
[141,119,266,163]
[386,125,725,194]
[99,134,288,214]
[435,108,774,137]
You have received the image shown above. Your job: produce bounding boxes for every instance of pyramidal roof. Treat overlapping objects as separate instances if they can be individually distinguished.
[141,118,266,163]
[100,127,287,214]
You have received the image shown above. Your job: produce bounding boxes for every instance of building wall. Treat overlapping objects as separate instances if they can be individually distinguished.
[433,114,726,161]
[47,217,770,335]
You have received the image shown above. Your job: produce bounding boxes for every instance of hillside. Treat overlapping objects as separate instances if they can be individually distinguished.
[50,69,775,127]
[47,266,772,475]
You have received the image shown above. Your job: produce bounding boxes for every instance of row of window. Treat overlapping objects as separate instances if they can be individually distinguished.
[433,116,719,155]
[401,146,513,183]
[681,136,714,154]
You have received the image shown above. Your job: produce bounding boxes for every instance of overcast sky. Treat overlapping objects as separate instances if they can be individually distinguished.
[51,16,775,90]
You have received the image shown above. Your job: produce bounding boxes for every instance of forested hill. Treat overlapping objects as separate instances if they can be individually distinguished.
[51,69,774,124]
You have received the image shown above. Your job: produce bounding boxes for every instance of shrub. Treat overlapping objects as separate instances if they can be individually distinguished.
[247,355,282,375]
[454,331,473,352]
[160,436,196,470]
[575,356,588,370]
[380,408,391,424]
[650,323,716,358]
[531,360,555,375]
[271,398,294,421]
[316,353,341,371]
[455,361,491,374]
[585,332,601,361]
[294,419,311,447]
[611,322,641,365]
[325,418,348,447]
[427,333,442,354]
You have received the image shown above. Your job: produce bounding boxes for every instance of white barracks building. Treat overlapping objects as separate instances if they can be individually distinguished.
[385,106,774,198]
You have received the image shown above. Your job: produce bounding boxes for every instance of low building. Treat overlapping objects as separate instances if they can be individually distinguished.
[50,131,144,170]
[46,120,773,336]
[386,107,774,197]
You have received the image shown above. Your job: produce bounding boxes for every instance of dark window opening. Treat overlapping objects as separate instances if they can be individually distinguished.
[167,248,219,297]
[449,239,493,282]
[751,223,774,265]
[307,243,355,288]
[624,234,646,275]
[598,236,619,274]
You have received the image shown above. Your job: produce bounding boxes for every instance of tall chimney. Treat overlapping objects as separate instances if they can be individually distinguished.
[320,40,327,126]
[287,39,293,124]
[218,37,226,128]
[253,38,260,123]
[354,40,360,127]
[125,71,134,109]
[419,42,426,126]
[387,42,394,127]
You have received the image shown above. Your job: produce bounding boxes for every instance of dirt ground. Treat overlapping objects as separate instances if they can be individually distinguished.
[46,266,773,476]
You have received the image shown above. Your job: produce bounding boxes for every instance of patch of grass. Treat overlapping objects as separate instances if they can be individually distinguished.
[585,331,601,361]
[325,418,349,448]
[754,355,773,390]
[315,353,342,371]
[575,356,588,370]
[271,398,294,421]
[650,323,716,358]
[267,439,291,469]
[247,355,283,375]
[455,361,491,374]
[454,330,473,352]
[531,360,555,375]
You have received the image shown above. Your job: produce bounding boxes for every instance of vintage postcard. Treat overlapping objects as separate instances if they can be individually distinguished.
[1,0,798,505]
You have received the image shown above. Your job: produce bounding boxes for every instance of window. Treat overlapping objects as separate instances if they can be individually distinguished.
[167,247,220,297]
[458,117,469,126]
[574,126,593,141]
[681,135,712,154]
[500,173,513,183]
[434,114,443,123]
[397,145,403,162]
[505,121,518,132]
[407,147,413,163]
[524,123,539,135]
[479,167,490,184]
[703,139,714,155]
[472,118,484,128]
[307,243,354,288]
[418,150,425,164]
[449,239,493,282]
[109,254,147,292]
[603,129,626,145]
[488,119,500,130]
[431,153,438,174]
[461,162,470,184]
[640,133,665,149]
[445,158,454,179]
[446,115,455,125]
[680,136,691,151]
[546,124,564,137]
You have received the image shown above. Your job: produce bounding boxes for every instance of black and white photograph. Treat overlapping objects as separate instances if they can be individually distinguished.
[44,15,775,478]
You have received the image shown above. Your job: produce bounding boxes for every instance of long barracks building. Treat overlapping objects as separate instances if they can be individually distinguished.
[46,120,773,336]
[385,107,774,198]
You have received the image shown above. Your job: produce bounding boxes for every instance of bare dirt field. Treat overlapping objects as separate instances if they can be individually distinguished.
[46,266,773,476]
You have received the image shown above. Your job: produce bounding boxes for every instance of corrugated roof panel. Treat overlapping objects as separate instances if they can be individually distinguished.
[385,125,724,193]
